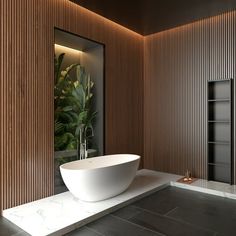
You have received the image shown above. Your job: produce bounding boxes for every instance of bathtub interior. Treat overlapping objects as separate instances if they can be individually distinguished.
[60,154,140,170]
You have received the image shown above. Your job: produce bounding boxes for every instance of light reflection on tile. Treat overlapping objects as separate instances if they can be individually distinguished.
[171,178,236,199]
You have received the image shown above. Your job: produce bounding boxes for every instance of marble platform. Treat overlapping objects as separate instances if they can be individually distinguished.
[3,169,181,236]
[171,178,236,200]
[4,169,236,236]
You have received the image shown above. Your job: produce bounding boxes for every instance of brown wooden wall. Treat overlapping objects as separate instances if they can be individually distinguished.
[0,0,143,213]
[144,11,236,179]
[1,0,236,215]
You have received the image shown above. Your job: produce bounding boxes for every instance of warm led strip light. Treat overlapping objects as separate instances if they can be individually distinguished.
[54,43,83,53]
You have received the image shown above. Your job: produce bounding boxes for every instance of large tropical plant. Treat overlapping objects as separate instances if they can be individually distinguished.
[54,53,96,151]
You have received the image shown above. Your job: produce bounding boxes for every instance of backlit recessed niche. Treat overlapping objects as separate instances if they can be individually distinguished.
[54,28,104,194]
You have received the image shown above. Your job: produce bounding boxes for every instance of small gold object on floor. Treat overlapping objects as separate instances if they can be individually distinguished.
[177,170,198,184]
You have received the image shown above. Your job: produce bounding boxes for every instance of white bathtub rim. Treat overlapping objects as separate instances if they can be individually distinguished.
[60,153,141,171]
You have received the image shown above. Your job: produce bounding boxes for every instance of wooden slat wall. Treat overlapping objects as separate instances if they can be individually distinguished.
[0,0,3,215]
[0,0,143,213]
[1,0,235,215]
[144,11,236,179]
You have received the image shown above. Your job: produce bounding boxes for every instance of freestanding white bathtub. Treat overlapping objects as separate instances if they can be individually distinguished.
[60,154,140,202]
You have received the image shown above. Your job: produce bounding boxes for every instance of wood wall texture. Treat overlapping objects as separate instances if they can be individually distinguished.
[1,0,236,215]
[0,0,143,213]
[144,11,236,179]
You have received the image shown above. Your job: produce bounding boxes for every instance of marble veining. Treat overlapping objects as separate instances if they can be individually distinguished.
[3,169,181,236]
[4,169,236,236]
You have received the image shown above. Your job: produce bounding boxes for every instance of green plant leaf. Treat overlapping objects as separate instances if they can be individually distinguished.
[54,52,97,152]
[62,106,73,112]
[78,110,88,124]
[72,86,86,110]
[75,126,80,137]
[55,53,65,84]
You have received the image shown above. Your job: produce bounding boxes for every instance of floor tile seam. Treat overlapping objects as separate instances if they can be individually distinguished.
[107,183,172,218]
[110,206,143,220]
[130,205,217,235]
[164,206,179,216]
[165,212,218,235]
[130,204,167,217]
[84,226,105,236]
[110,214,166,236]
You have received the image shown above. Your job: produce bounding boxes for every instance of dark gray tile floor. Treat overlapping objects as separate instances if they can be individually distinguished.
[2,186,236,236]
[67,186,236,236]
[0,217,29,236]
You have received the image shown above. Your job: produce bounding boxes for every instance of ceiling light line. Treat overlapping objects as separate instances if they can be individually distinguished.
[54,43,83,53]
[69,1,143,38]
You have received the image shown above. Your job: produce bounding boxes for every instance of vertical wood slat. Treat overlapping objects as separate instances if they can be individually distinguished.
[1,0,235,215]
[144,10,236,179]
[0,0,3,214]
[0,0,143,214]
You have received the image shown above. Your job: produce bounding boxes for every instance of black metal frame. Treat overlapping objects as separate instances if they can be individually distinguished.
[207,79,234,185]
[53,27,106,155]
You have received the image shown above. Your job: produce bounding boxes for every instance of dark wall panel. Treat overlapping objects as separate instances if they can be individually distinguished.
[144,11,236,179]
[0,0,143,213]
[71,0,236,35]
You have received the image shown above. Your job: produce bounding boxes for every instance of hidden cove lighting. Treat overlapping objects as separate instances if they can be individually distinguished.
[54,43,83,53]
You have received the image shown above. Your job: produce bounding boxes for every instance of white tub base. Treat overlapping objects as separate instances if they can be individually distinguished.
[60,154,140,202]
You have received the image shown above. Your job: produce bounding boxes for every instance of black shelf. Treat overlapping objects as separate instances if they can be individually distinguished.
[208,141,230,145]
[208,162,230,167]
[208,120,230,123]
[207,79,234,184]
[208,99,230,102]
[208,80,231,83]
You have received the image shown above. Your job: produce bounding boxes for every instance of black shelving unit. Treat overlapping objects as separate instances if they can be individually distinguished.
[207,79,234,184]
